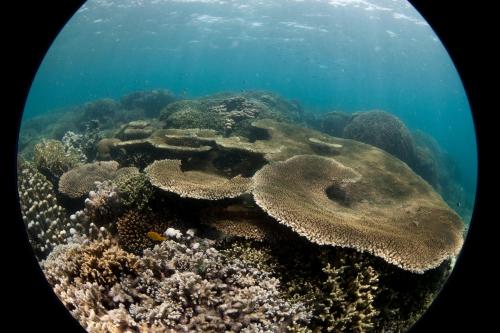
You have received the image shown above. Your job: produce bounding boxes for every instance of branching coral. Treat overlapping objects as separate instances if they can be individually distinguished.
[17,158,79,259]
[43,231,311,332]
[33,139,82,184]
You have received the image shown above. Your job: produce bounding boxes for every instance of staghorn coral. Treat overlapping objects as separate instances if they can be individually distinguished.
[145,159,252,200]
[252,154,464,273]
[343,110,417,167]
[33,139,82,184]
[58,161,128,199]
[43,231,311,332]
[17,159,78,259]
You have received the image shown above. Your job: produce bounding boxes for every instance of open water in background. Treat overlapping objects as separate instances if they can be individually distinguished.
[22,0,477,203]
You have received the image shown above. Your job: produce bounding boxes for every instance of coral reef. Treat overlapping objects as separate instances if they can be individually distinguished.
[116,120,155,141]
[18,89,469,333]
[43,231,311,332]
[116,210,170,255]
[114,172,155,211]
[252,154,463,273]
[343,110,417,168]
[315,111,353,138]
[58,161,133,199]
[145,159,252,200]
[70,181,122,229]
[33,139,82,185]
[96,137,121,160]
[120,89,176,117]
[160,91,304,137]
[17,159,76,259]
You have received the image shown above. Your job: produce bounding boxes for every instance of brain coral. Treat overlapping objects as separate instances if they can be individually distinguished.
[343,110,417,167]
[252,154,464,273]
[145,159,252,200]
[58,161,125,199]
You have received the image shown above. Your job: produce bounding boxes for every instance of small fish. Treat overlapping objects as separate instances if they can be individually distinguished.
[147,231,166,242]
[456,202,461,208]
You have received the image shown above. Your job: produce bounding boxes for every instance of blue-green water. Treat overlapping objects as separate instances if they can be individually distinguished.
[23,0,477,205]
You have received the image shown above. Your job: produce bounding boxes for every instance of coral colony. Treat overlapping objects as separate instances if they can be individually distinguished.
[18,90,467,332]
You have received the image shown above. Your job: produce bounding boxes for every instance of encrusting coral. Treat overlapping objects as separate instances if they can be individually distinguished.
[252,154,464,273]
[146,159,252,200]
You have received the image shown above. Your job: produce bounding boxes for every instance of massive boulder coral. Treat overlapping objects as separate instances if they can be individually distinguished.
[342,110,417,167]
[252,154,464,273]
[145,159,252,200]
[120,89,176,117]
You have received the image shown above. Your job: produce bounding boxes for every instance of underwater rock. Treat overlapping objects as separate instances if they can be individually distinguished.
[120,89,176,117]
[343,110,417,168]
[252,153,464,273]
[145,159,252,200]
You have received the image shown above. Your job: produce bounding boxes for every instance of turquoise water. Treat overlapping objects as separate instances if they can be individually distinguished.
[23,0,477,204]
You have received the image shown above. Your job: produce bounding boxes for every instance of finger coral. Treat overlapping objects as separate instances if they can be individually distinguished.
[252,154,463,273]
[145,159,252,200]
[17,159,77,259]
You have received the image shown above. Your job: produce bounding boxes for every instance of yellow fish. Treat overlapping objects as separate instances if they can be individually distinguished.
[147,231,166,242]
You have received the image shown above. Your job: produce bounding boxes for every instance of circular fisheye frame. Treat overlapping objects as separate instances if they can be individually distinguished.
[17,1,476,332]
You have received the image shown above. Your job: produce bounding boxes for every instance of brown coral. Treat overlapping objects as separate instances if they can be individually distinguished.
[43,238,138,287]
[117,210,169,255]
[58,161,120,199]
[252,154,463,273]
[145,159,252,200]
